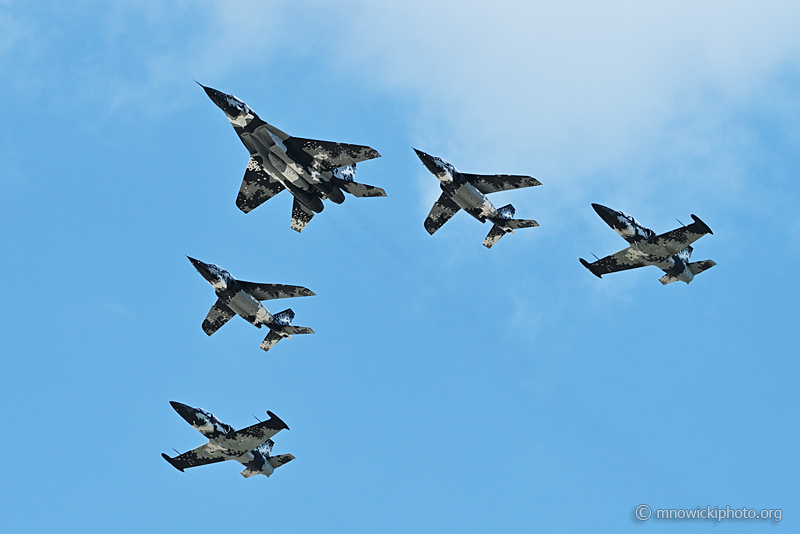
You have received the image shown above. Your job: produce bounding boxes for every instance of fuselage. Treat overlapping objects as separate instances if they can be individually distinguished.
[201,85,344,212]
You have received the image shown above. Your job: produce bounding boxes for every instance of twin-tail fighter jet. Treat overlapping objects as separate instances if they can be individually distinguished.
[580,204,716,285]
[413,149,541,248]
[162,402,294,478]
[188,257,315,352]
[199,83,385,232]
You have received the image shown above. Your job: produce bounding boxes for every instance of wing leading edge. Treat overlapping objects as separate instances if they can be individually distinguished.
[424,192,461,235]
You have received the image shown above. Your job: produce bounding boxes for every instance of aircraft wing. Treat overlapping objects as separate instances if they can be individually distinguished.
[641,215,714,256]
[225,411,290,453]
[580,248,651,278]
[202,299,236,336]
[238,282,316,301]
[462,173,542,194]
[236,156,286,213]
[287,137,381,172]
[424,192,461,235]
[162,443,229,472]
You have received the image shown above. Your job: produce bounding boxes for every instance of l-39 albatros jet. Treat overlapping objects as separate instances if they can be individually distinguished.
[162,402,294,478]
[188,257,315,352]
[199,83,385,232]
[580,204,716,285]
[413,149,541,248]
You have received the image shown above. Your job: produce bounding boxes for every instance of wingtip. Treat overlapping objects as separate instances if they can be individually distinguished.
[266,410,290,431]
[690,214,713,235]
[579,258,602,278]
[161,453,185,472]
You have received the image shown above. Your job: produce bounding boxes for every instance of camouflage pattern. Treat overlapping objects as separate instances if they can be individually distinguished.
[188,257,315,352]
[413,149,541,248]
[162,402,294,478]
[580,204,716,285]
[198,83,386,232]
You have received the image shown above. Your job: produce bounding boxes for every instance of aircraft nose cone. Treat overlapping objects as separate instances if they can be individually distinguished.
[591,203,620,226]
[169,401,191,416]
[412,148,439,174]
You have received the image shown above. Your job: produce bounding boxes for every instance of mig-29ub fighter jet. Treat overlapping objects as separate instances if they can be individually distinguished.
[162,401,294,478]
[579,204,716,285]
[188,257,315,352]
[413,149,541,248]
[198,83,386,232]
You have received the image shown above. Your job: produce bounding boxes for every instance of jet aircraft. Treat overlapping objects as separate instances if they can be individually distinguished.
[188,257,315,352]
[580,204,716,285]
[413,149,541,248]
[162,401,294,478]
[199,83,385,232]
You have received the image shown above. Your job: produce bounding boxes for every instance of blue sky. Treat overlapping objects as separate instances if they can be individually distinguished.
[1,1,799,532]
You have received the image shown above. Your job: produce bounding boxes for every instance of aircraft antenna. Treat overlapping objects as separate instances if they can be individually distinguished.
[676,218,686,227]
[591,253,600,260]
[253,415,262,423]
[172,448,180,455]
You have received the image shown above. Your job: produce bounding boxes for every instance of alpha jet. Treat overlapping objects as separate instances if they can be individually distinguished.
[414,149,541,248]
[199,83,385,232]
[580,204,716,285]
[188,257,315,352]
[162,401,294,478]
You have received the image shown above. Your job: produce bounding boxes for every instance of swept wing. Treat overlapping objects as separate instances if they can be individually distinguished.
[202,299,236,336]
[236,156,286,213]
[238,282,316,301]
[462,173,542,194]
[424,192,461,235]
[286,137,380,172]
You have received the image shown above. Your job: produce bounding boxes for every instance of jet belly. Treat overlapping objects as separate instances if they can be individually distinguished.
[445,181,497,221]
[224,289,272,326]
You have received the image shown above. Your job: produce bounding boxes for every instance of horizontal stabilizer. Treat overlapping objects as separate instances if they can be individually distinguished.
[240,468,260,478]
[268,453,295,468]
[277,325,314,336]
[504,219,539,230]
[331,177,386,197]
[688,259,716,275]
[658,274,681,285]
[260,330,283,352]
[483,224,507,249]
[291,197,315,233]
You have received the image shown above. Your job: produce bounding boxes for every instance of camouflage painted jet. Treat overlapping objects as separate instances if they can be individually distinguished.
[413,149,541,248]
[188,257,315,352]
[199,83,385,232]
[580,204,716,285]
[162,401,294,478]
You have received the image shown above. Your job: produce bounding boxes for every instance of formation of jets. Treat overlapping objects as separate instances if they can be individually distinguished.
[163,84,718,480]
